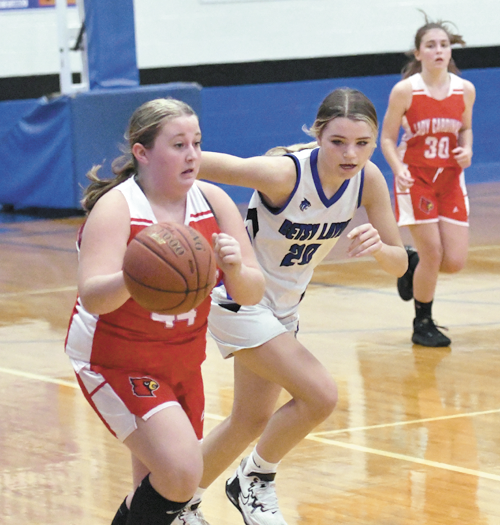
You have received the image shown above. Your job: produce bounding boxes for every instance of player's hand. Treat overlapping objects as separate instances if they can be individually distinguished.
[395,167,414,191]
[346,223,382,258]
[212,233,242,272]
[452,146,472,169]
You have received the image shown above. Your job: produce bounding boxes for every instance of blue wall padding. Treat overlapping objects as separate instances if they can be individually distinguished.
[200,67,500,204]
[84,0,139,89]
[0,96,74,208]
[0,67,498,209]
[0,83,201,209]
[0,99,39,138]
[70,84,203,199]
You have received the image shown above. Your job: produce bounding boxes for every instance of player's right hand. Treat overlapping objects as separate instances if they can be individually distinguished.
[212,232,242,272]
[395,167,414,191]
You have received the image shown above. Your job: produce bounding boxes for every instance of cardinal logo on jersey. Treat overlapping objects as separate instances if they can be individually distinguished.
[299,198,311,211]
[419,197,434,214]
[130,377,160,397]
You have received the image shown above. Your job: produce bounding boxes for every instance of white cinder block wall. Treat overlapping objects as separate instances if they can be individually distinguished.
[1,0,499,79]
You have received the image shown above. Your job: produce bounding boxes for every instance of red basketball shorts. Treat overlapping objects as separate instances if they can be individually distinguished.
[70,358,205,442]
[395,165,469,226]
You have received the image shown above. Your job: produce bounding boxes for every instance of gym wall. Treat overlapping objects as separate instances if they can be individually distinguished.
[0,0,498,209]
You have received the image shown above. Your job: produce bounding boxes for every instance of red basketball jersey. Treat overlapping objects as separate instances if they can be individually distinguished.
[66,178,220,376]
[399,73,465,168]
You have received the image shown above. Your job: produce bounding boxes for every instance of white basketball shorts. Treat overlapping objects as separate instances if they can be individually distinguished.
[208,297,299,359]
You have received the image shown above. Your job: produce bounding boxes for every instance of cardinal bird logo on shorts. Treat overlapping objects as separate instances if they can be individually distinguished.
[419,197,434,214]
[130,377,160,397]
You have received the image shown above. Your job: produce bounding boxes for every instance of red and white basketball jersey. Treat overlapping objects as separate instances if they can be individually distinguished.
[399,73,465,168]
[65,177,220,373]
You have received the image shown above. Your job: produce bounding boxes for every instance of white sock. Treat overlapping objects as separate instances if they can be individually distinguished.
[190,487,206,505]
[244,446,280,474]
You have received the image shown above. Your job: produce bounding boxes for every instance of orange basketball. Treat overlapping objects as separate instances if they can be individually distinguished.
[123,222,217,315]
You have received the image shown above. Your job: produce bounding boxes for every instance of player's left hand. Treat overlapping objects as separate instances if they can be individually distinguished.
[212,233,243,271]
[346,223,382,258]
[452,146,472,169]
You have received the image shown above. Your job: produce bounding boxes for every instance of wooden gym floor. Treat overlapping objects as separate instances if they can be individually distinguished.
[0,181,499,524]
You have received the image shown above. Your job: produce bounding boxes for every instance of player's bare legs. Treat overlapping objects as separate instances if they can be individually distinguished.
[125,407,202,500]
[199,332,337,524]
[408,221,467,347]
[200,358,282,487]
[438,220,469,273]
[410,223,442,303]
[132,454,150,489]
[115,407,202,523]
[201,332,337,485]
[235,333,337,461]
[410,221,468,302]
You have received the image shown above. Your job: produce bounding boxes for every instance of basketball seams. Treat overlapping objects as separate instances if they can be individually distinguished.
[123,265,186,294]
[123,221,216,314]
[135,228,197,283]
[134,238,188,281]
[124,239,188,292]
[172,224,202,291]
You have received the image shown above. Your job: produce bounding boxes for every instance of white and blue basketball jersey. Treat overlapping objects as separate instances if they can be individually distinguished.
[213,147,364,318]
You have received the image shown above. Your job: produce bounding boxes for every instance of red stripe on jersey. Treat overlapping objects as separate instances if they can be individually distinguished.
[131,218,153,226]
[190,209,214,221]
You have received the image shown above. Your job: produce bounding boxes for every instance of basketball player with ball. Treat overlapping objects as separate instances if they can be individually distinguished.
[65,98,265,525]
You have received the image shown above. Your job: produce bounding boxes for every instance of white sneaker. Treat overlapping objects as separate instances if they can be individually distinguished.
[173,501,211,525]
[225,457,288,525]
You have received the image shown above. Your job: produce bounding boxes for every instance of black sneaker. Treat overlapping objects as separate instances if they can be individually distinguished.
[412,317,451,347]
[397,246,419,301]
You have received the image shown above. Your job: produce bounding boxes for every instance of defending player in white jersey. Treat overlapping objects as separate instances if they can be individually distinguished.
[177,87,407,525]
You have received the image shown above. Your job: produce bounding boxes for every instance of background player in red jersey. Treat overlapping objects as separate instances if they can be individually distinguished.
[381,14,476,347]
[65,98,264,525]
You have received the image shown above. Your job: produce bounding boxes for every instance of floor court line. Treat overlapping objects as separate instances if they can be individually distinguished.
[306,434,500,482]
[299,320,500,336]
[0,240,76,252]
[315,244,500,268]
[310,408,500,436]
[1,365,499,480]
[0,366,80,388]
[0,366,227,422]
[0,286,77,298]
[0,365,497,430]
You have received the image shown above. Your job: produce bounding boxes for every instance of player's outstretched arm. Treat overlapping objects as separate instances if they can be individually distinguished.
[198,180,265,306]
[199,151,297,208]
[354,161,408,277]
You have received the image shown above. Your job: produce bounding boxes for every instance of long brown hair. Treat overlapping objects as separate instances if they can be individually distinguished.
[81,98,197,212]
[306,87,378,139]
[402,11,466,79]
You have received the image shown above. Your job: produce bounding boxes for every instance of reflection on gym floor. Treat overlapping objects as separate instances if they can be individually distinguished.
[0,182,499,524]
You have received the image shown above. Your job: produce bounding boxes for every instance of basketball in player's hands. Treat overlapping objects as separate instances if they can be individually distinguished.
[123,222,217,314]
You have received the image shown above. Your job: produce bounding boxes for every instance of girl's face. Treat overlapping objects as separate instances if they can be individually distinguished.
[137,114,202,193]
[415,28,452,72]
[316,117,376,178]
